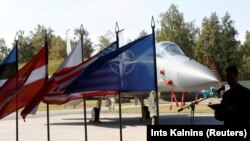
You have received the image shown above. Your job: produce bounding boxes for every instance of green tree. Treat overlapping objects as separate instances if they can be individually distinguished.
[195,12,240,80]
[239,31,250,80]
[17,30,33,63]
[50,35,67,60]
[219,13,240,76]
[18,25,55,63]
[29,25,54,54]
[0,38,10,62]
[156,4,198,58]
[97,30,115,51]
[18,25,67,63]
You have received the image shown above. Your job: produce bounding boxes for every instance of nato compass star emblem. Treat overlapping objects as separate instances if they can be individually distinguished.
[109,49,153,87]
[109,49,138,87]
[109,49,136,77]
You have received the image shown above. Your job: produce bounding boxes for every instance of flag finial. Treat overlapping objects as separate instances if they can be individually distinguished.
[151,16,155,28]
[80,24,84,35]
[115,22,119,34]
[115,22,124,35]
[14,32,19,42]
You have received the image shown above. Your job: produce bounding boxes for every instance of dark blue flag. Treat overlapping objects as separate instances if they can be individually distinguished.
[66,34,156,93]
[0,47,17,87]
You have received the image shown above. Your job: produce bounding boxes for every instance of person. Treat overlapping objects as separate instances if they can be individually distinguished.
[214,65,250,126]
[110,97,115,112]
[105,97,111,112]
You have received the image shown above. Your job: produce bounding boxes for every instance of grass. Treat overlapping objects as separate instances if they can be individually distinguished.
[37,99,214,113]
[37,99,98,111]
[120,104,214,113]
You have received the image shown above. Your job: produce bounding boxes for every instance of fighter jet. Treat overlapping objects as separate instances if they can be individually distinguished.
[156,41,218,92]
[75,40,219,122]
[154,41,219,104]
[121,41,218,99]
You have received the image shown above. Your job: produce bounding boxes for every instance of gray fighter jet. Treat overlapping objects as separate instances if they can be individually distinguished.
[156,41,218,92]
[122,41,218,99]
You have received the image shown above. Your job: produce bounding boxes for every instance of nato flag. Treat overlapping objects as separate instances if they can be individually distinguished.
[66,34,156,93]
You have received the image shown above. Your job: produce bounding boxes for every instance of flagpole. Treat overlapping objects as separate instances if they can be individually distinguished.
[115,22,123,141]
[80,24,88,141]
[151,16,160,125]
[15,32,19,141]
[45,30,50,141]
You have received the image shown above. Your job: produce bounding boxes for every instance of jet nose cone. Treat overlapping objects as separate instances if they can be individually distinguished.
[177,60,218,91]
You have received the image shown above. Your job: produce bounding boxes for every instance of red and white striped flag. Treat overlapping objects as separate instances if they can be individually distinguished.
[0,44,47,119]
[21,42,118,119]
[44,42,118,104]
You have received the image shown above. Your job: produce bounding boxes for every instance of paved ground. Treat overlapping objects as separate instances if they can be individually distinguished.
[0,108,222,141]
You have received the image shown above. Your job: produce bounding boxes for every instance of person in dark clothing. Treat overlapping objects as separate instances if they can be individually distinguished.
[214,65,250,126]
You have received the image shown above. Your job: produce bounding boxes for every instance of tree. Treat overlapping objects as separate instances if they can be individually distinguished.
[239,31,250,80]
[29,25,54,54]
[194,13,222,66]
[97,30,115,51]
[194,12,240,80]
[17,30,34,63]
[17,25,67,63]
[50,35,67,60]
[219,12,240,77]
[156,4,198,58]
[0,38,10,62]
[72,27,94,59]
[137,30,148,39]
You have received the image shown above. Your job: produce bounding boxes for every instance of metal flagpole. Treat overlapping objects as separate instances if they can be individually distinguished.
[115,22,123,141]
[15,32,19,141]
[46,104,50,141]
[45,30,50,141]
[80,24,88,141]
[151,17,160,125]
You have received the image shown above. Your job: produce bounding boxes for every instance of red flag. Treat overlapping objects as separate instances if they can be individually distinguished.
[21,42,118,120]
[0,45,47,119]
[21,41,117,118]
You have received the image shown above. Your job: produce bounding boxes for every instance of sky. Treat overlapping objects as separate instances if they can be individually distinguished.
[1,0,250,48]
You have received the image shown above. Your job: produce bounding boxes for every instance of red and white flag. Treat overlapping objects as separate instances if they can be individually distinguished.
[21,42,118,119]
[21,42,83,119]
[43,42,118,104]
[0,44,47,119]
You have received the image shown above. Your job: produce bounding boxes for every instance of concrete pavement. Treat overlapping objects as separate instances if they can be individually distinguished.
[0,108,222,141]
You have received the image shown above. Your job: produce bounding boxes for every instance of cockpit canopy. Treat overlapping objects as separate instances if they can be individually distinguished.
[156,41,185,58]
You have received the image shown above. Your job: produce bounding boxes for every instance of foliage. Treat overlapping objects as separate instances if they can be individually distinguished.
[97,30,115,51]
[17,25,66,63]
[194,13,240,80]
[72,27,94,59]
[238,31,250,80]
[0,38,10,62]
[156,4,198,58]
[0,5,249,80]
[137,30,148,39]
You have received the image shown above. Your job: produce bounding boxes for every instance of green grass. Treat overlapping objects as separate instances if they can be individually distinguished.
[37,99,214,113]
[118,104,213,113]
[48,59,64,75]
[37,100,98,111]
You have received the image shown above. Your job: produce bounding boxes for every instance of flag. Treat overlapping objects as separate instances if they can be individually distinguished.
[44,42,118,104]
[20,41,83,119]
[57,41,82,72]
[0,46,17,87]
[21,42,118,119]
[0,44,47,119]
[66,34,156,92]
